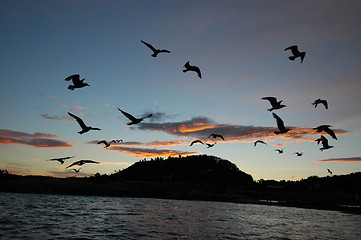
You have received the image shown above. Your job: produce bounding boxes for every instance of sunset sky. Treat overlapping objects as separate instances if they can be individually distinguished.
[1,0,361,180]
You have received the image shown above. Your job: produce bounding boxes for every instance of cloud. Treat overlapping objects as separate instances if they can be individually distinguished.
[107,146,199,158]
[41,114,72,121]
[315,157,361,162]
[0,129,73,148]
[39,94,56,99]
[143,111,178,122]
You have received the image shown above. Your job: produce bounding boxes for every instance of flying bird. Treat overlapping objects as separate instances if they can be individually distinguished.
[190,140,204,146]
[316,135,334,151]
[183,61,202,79]
[293,152,303,156]
[313,125,337,140]
[141,40,170,57]
[97,140,117,148]
[284,45,306,63]
[47,156,74,164]
[208,134,225,141]
[275,149,284,154]
[68,112,101,134]
[273,113,291,134]
[66,160,99,169]
[73,168,81,173]
[65,74,90,91]
[254,140,266,147]
[262,97,286,111]
[312,99,328,109]
[206,143,216,148]
[327,169,333,175]
[117,108,152,125]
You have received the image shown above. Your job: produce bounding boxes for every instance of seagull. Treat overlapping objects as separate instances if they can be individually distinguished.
[313,125,337,140]
[183,61,202,79]
[73,168,81,173]
[66,160,99,169]
[206,143,216,148]
[208,134,225,141]
[141,40,170,57]
[273,113,291,134]
[262,97,286,112]
[97,140,117,148]
[190,140,204,146]
[284,45,306,63]
[275,149,284,154]
[293,152,303,156]
[47,156,74,164]
[68,112,101,134]
[117,108,152,125]
[316,135,334,151]
[327,169,333,175]
[65,74,90,91]
[312,99,328,109]
[254,140,267,147]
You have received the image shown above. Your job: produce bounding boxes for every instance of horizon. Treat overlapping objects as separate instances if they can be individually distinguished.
[1,1,361,181]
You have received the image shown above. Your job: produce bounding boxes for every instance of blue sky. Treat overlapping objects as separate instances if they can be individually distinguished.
[1,0,361,180]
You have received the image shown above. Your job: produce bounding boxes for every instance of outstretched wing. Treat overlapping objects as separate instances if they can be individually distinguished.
[82,160,99,164]
[117,108,137,122]
[190,140,204,146]
[324,127,337,140]
[195,67,202,78]
[184,61,191,68]
[321,100,328,109]
[66,160,81,168]
[262,97,278,106]
[68,112,87,129]
[273,113,286,131]
[97,140,107,145]
[285,45,299,55]
[65,74,82,85]
[141,40,157,52]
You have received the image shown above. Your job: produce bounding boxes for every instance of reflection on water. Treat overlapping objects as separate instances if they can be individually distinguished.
[0,192,360,239]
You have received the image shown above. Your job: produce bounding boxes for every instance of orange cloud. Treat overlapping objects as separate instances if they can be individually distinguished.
[315,157,361,162]
[0,129,73,148]
[107,146,199,158]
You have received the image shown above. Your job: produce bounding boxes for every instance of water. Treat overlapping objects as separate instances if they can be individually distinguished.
[0,192,360,239]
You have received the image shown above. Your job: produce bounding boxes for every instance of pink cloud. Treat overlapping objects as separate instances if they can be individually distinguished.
[41,114,72,121]
[315,157,361,162]
[39,94,56,99]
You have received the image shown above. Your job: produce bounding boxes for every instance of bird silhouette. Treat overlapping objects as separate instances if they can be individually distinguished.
[190,140,204,146]
[254,140,267,147]
[65,74,90,91]
[66,160,99,169]
[262,97,286,111]
[73,168,81,173]
[206,142,216,148]
[293,152,303,156]
[183,61,202,78]
[47,156,74,164]
[275,149,284,154]
[68,112,101,134]
[141,40,170,57]
[327,168,333,175]
[117,107,152,125]
[97,140,116,148]
[313,125,337,140]
[208,133,225,141]
[284,45,306,63]
[316,135,334,151]
[273,113,291,134]
[312,99,328,109]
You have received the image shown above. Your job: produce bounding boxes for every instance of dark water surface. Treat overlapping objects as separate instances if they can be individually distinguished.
[0,192,360,239]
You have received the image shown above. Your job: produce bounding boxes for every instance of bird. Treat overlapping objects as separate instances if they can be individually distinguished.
[312,99,328,109]
[254,140,267,147]
[293,152,303,156]
[47,156,74,164]
[66,160,99,169]
[262,97,286,111]
[68,112,101,134]
[118,108,152,125]
[208,134,225,141]
[316,135,334,151]
[65,74,90,91]
[97,140,116,148]
[206,143,216,148]
[272,113,291,134]
[284,45,306,63]
[114,139,123,143]
[73,168,81,173]
[313,125,337,140]
[141,40,170,57]
[327,169,333,175]
[190,140,204,146]
[275,149,284,154]
[183,61,202,79]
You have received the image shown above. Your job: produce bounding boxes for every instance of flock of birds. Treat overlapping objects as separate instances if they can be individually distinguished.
[48,42,334,176]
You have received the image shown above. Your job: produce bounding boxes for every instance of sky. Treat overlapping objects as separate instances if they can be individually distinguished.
[1,0,361,181]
